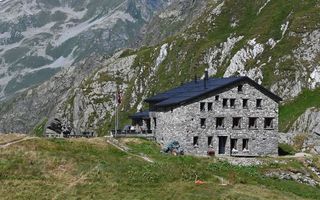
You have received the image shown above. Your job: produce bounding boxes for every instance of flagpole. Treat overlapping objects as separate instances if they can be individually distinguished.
[114,89,122,138]
[115,90,117,138]
[117,101,119,135]
[116,97,118,137]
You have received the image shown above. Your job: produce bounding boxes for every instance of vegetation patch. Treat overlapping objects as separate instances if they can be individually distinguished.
[119,48,136,58]
[31,118,48,137]
[278,143,297,156]
[293,133,308,151]
[4,68,60,95]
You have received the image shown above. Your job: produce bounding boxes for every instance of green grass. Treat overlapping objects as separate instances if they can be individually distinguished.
[1,137,320,199]
[279,88,320,132]
[3,47,30,64]
[31,118,48,137]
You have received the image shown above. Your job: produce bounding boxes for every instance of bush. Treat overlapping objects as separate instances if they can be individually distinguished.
[31,118,48,137]
[278,143,296,156]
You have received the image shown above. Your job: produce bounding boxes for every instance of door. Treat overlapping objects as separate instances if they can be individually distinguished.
[218,136,227,154]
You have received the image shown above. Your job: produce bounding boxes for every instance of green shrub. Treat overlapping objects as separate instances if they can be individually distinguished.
[278,143,296,156]
[31,118,48,137]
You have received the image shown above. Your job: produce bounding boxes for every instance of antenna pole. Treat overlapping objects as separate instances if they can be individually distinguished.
[114,90,117,137]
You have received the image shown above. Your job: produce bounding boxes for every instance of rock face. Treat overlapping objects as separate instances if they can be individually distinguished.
[0,56,102,133]
[291,108,320,135]
[0,0,320,135]
[284,108,320,154]
[143,0,206,45]
[54,51,138,133]
[0,0,172,99]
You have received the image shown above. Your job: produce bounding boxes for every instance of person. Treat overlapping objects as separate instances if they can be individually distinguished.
[135,124,141,133]
[141,123,147,134]
[130,125,135,133]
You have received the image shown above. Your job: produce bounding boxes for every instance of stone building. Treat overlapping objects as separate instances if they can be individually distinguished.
[131,72,282,156]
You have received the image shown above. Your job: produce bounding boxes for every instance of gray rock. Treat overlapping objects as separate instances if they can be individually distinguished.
[291,107,320,135]
[314,146,320,154]
[265,171,319,187]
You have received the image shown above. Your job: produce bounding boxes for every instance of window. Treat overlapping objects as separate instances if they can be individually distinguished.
[207,102,213,111]
[193,136,199,147]
[264,118,274,129]
[200,102,205,112]
[256,99,262,109]
[243,139,249,151]
[230,99,236,108]
[223,99,228,108]
[238,85,243,93]
[243,99,248,109]
[208,136,213,147]
[231,139,238,151]
[153,118,157,129]
[249,117,258,129]
[200,118,206,128]
[216,117,225,129]
[215,95,219,101]
[232,117,241,129]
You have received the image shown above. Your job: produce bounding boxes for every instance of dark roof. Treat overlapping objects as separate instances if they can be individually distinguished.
[145,76,282,107]
[130,110,150,119]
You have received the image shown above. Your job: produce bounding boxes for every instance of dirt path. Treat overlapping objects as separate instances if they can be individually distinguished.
[283,152,313,158]
[0,137,37,148]
[106,137,154,163]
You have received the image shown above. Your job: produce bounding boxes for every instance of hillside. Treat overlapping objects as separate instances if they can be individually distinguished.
[1,136,320,199]
[0,0,174,99]
[0,0,320,135]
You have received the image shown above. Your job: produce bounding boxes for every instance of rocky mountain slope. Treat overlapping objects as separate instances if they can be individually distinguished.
[0,0,175,99]
[0,0,320,136]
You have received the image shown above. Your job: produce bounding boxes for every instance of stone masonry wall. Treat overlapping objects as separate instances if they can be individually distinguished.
[151,82,279,156]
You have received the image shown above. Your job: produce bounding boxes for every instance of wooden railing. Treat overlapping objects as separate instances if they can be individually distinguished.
[112,130,153,135]
[111,130,154,139]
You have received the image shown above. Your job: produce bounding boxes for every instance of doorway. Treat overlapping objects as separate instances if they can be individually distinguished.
[218,136,227,154]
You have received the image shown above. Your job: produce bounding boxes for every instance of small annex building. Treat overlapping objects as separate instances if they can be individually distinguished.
[130,72,282,156]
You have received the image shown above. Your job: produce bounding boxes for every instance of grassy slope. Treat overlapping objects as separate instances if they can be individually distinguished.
[1,137,320,199]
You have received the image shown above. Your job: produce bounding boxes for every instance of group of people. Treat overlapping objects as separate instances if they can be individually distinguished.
[123,124,147,133]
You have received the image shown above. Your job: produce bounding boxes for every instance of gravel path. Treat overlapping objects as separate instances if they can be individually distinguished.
[0,137,36,148]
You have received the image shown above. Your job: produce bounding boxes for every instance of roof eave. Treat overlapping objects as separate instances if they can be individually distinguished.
[243,77,283,102]
[144,98,167,103]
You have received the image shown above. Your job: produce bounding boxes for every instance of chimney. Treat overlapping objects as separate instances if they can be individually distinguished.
[204,68,208,89]
[194,74,197,83]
